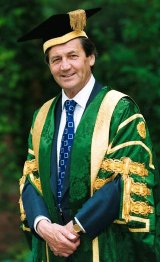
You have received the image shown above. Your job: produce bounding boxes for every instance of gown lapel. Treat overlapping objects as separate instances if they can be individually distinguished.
[50,96,62,199]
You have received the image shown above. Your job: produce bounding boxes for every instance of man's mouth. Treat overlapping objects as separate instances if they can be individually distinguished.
[61,73,75,78]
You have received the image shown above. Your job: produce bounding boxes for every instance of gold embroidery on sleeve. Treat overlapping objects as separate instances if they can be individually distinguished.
[100,158,148,177]
[93,173,118,190]
[121,161,153,226]
[23,159,38,175]
[94,158,150,195]
[19,196,26,221]
[19,173,27,193]
[123,177,153,221]
[131,181,150,196]
[97,157,153,230]
[107,141,154,169]
[130,199,153,215]
[19,172,27,222]
[19,159,40,223]
[137,122,146,139]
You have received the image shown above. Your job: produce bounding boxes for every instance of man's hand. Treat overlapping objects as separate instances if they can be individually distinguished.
[37,220,80,257]
[65,220,80,237]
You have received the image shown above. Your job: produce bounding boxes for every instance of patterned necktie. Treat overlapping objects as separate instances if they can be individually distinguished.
[57,99,77,210]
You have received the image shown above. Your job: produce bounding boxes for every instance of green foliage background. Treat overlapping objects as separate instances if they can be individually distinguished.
[0,0,159,260]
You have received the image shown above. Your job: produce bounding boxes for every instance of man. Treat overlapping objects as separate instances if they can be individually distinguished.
[18,8,160,262]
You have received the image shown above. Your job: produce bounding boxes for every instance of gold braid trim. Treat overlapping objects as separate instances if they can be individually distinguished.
[19,168,28,221]
[19,159,40,222]
[29,173,42,194]
[123,193,153,222]
[22,224,31,232]
[19,159,38,196]
[19,196,26,221]
[93,158,151,196]
[94,176,150,197]
[93,172,118,190]
[94,157,152,222]
[131,181,151,196]
[100,157,148,177]
[19,172,42,222]
[23,159,38,176]
[130,199,153,216]
[122,174,153,222]
[19,173,27,194]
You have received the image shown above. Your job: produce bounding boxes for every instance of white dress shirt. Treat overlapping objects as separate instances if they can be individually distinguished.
[34,74,95,233]
[57,74,95,164]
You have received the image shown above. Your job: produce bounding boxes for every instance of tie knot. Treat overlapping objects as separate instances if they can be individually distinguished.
[64,100,77,115]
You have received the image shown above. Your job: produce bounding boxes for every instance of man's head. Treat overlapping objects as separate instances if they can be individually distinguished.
[47,37,96,98]
[18,8,101,97]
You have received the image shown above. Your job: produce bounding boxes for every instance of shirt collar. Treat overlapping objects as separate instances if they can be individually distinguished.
[62,74,95,110]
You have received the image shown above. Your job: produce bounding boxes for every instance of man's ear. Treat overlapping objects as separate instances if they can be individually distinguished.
[89,54,95,67]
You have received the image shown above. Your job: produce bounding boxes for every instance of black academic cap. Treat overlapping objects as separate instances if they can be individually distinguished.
[17,8,101,53]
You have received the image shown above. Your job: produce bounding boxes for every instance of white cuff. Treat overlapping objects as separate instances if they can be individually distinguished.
[34,216,51,234]
[74,217,86,233]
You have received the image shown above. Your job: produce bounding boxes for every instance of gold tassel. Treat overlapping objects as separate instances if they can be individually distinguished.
[68,9,86,31]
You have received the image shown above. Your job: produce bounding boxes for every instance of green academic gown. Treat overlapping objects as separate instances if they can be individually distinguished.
[19,86,160,262]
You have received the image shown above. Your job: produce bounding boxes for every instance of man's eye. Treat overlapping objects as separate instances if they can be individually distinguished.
[50,58,60,64]
[70,54,78,59]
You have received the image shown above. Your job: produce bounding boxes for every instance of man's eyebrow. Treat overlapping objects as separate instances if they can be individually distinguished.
[68,50,77,53]
[67,50,79,55]
[49,50,79,61]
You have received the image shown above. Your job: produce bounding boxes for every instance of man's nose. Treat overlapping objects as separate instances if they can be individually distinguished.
[60,58,71,70]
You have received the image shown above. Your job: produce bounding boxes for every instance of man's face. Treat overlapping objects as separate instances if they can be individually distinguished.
[48,38,95,98]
